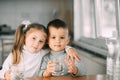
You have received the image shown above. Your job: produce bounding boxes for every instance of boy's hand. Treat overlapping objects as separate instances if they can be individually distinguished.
[43,60,54,77]
[65,58,78,75]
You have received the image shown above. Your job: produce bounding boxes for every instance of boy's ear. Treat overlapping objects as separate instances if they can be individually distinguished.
[66,38,70,44]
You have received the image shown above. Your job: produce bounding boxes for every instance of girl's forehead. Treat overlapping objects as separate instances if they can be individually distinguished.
[27,28,47,37]
[28,28,40,32]
[27,28,45,34]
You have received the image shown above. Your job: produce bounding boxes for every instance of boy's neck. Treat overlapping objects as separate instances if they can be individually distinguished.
[51,50,65,54]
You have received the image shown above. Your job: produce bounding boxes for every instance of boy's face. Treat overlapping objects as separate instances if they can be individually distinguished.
[48,26,70,52]
[25,28,47,53]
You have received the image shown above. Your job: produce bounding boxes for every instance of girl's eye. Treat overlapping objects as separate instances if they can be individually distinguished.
[32,37,36,40]
[51,37,55,39]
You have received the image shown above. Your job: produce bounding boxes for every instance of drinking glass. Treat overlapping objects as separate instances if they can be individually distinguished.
[51,58,64,76]
[10,65,25,80]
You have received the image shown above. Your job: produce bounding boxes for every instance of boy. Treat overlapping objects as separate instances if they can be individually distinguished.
[39,19,86,77]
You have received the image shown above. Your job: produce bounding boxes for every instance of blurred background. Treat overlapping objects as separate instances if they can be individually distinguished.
[0,0,119,75]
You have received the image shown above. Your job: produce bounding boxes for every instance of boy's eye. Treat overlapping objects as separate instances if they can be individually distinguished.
[61,37,65,39]
[39,40,44,43]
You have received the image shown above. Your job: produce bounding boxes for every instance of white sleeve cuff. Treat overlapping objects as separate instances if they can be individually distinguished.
[65,46,72,52]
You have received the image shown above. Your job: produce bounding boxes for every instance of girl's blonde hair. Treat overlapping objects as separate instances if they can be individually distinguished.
[11,23,47,64]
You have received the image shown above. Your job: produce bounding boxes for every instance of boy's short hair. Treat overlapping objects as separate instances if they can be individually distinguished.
[47,19,69,35]
[47,19,67,28]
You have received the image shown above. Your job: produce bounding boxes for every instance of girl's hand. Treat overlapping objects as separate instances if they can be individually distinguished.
[65,58,78,75]
[43,60,54,77]
[4,69,11,80]
[66,47,80,62]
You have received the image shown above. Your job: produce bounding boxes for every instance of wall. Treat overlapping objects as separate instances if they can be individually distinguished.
[0,0,73,30]
[0,0,73,66]
[76,48,106,75]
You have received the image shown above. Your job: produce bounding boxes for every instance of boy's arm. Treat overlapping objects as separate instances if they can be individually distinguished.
[43,70,51,77]
[65,46,80,62]
[39,56,53,77]
[65,58,78,75]
[42,61,54,77]
[73,60,87,76]
[39,57,48,77]
[65,58,86,76]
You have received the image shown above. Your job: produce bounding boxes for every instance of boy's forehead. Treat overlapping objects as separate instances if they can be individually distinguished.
[49,27,69,36]
[49,26,68,30]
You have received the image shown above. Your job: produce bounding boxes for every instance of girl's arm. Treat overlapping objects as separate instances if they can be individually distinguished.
[4,70,11,80]
[0,53,12,79]
[65,46,80,62]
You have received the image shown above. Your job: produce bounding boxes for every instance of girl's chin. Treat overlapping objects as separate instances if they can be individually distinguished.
[27,48,36,53]
[29,50,38,53]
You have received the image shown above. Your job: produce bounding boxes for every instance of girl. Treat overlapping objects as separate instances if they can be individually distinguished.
[0,21,48,80]
[0,20,80,80]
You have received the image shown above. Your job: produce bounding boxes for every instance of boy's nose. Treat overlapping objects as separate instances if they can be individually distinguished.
[56,38,60,42]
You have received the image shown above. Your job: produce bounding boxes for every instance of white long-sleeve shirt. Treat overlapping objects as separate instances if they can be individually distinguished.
[0,46,47,79]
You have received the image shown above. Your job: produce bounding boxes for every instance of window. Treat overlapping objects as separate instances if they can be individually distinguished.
[73,0,119,57]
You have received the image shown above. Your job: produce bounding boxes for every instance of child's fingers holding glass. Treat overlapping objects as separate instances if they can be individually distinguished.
[68,65,77,74]
[4,69,11,80]
[47,61,55,72]
[64,58,74,66]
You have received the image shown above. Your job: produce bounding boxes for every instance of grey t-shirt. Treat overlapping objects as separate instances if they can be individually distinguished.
[39,50,86,77]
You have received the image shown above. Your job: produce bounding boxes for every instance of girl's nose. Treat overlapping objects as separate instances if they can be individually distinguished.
[34,41,39,46]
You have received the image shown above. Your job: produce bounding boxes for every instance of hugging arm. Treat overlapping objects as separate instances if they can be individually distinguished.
[65,46,80,62]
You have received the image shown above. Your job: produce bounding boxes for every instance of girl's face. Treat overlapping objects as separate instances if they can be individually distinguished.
[25,28,47,53]
[48,26,70,52]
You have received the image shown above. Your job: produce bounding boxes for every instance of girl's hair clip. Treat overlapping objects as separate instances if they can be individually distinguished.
[22,20,31,33]
[21,20,31,28]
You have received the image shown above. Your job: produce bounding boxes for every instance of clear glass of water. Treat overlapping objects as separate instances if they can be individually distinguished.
[52,58,64,76]
[10,65,25,80]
